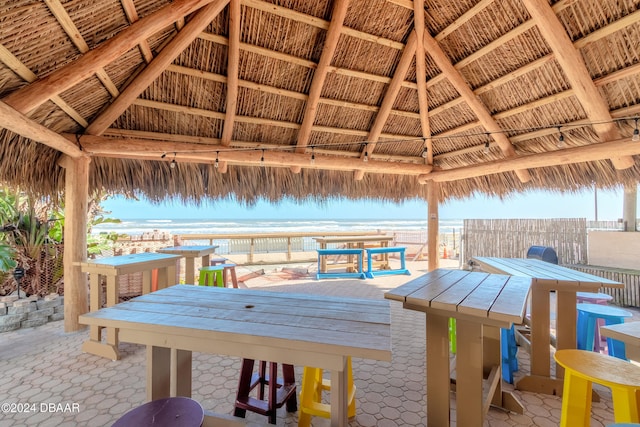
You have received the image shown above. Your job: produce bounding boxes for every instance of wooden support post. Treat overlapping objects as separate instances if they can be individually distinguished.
[60,155,90,332]
[427,181,439,271]
[623,183,638,231]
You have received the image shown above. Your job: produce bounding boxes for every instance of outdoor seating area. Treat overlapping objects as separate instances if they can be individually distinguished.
[3,259,640,426]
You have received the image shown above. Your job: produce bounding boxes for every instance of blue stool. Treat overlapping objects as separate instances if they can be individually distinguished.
[577,303,633,359]
[501,325,519,384]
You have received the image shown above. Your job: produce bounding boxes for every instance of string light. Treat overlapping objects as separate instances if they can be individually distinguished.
[557,126,566,148]
[153,116,639,161]
[214,151,219,169]
[310,147,315,165]
[260,149,265,165]
[170,152,177,169]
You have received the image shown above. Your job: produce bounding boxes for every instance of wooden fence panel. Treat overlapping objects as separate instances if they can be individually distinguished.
[462,218,587,265]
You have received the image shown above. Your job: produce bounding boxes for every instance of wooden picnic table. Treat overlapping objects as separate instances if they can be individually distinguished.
[80,252,181,360]
[157,245,219,284]
[470,256,624,395]
[385,269,531,427]
[314,235,394,273]
[78,285,392,427]
[601,321,640,363]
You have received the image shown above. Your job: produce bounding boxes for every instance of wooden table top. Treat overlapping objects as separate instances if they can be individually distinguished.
[80,252,181,275]
[79,284,392,362]
[157,245,219,256]
[600,321,640,342]
[385,269,531,326]
[470,257,623,289]
[314,235,393,244]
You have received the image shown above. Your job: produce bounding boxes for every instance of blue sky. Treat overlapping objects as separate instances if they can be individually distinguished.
[101,186,631,221]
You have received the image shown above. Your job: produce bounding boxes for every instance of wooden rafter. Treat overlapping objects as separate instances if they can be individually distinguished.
[0,101,84,158]
[1,0,218,115]
[85,0,230,136]
[220,0,240,148]
[413,0,432,164]
[419,137,640,183]
[353,32,417,181]
[45,0,119,97]
[120,0,155,62]
[295,0,350,155]
[69,134,434,176]
[0,44,88,127]
[522,0,635,170]
[422,32,532,183]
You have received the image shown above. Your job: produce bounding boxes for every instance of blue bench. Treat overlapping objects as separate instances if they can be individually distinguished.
[316,248,366,280]
[365,247,410,279]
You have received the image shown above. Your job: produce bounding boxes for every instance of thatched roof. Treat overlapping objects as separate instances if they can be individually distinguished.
[1,0,639,205]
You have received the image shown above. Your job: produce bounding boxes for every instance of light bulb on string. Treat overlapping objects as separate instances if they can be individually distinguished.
[170,152,176,169]
[557,127,566,148]
[310,147,315,165]
[363,143,369,163]
[483,141,490,154]
[214,151,219,169]
[260,149,265,165]
[633,118,639,142]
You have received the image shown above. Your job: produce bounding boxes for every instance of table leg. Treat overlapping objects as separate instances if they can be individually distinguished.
[426,313,450,426]
[456,319,483,427]
[555,290,577,379]
[170,348,192,397]
[147,346,171,401]
[185,256,195,284]
[157,266,168,289]
[330,357,348,427]
[515,286,563,395]
[142,270,152,294]
[320,243,327,273]
[82,274,120,360]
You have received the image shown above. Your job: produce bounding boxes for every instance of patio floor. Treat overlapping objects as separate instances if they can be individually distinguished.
[0,260,636,426]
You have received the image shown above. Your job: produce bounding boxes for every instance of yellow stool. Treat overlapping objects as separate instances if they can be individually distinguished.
[298,357,356,427]
[198,265,225,287]
[554,349,640,426]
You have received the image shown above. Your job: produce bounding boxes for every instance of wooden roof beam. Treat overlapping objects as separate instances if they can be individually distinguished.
[422,32,531,183]
[414,0,432,165]
[522,0,634,170]
[294,0,350,159]
[120,0,155,62]
[419,137,640,183]
[45,0,120,97]
[1,0,219,115]
[353,32,417,181]
[0,44,88,127]
[85,0,229,136]
[0,101,85,158]
[72,134,433,176]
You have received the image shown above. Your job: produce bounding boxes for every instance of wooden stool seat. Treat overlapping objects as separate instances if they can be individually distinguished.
[554,349,640,426]
[113,397,204,427]
[298,357,356,427]
[234,359,297,424]
[198,265,225,287]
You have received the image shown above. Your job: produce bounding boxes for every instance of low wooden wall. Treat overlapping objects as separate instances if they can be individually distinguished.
[569,264,640,308]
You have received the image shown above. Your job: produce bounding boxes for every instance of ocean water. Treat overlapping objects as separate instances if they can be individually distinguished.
[91,218,464,236]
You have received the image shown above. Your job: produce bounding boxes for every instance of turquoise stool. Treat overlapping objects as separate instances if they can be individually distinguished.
[577,303,633,359]
[199,265,225,287]
[577,291,614,352]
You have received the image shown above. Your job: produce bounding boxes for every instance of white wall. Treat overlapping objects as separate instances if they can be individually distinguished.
[588,231,640,269]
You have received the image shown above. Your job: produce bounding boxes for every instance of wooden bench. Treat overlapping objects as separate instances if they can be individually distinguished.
[316,248,366,279]
[365,247,410,278]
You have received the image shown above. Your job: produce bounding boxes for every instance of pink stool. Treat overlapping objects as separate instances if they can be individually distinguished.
[577,292,613,352]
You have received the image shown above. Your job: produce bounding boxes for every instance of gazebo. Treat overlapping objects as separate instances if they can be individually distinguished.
[0,0,639,332]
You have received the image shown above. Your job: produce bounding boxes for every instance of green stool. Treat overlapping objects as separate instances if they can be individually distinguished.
[199,265,225,287]
[449,318,457,353]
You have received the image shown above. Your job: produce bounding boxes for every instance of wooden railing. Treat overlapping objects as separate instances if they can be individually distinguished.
[177,231,384,263]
